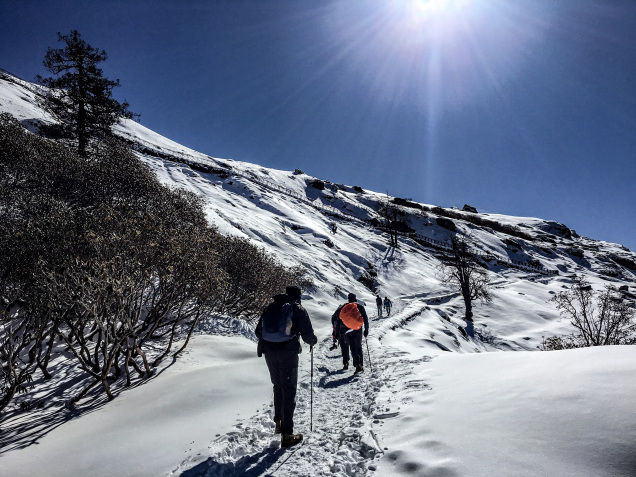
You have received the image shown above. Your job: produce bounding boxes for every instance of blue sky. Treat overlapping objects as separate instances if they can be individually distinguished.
[1,0,635,249]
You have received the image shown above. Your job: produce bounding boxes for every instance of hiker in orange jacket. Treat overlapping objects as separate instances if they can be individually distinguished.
[331,293,369,374]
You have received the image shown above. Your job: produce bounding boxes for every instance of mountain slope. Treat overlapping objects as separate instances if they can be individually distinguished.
[1,70,635,477]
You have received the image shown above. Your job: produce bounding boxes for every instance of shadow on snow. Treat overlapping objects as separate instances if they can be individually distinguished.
[179,446,290,477]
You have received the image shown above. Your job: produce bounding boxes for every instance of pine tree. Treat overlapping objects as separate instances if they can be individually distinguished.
[37,30,135,157]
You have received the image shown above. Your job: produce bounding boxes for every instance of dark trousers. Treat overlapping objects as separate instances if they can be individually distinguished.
[338,335,349,364]
[264,347,299,435]
[343,329,364,367]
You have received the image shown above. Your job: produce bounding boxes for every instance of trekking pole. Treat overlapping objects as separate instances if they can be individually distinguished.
[365,337,373,374]
[310,345,314,432]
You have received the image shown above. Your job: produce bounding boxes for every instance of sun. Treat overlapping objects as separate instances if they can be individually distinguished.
[387,0,471,31]
[411,0,469,17]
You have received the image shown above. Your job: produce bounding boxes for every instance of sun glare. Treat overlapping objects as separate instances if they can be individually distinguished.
[388,0,473,39]
[413,0,467,16]
[322,0,553,199]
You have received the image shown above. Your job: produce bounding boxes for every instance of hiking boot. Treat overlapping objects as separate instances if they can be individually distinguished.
[281,433,303,448]
[342,362,349,370]
[274,419,282,434]
[354,365,364,374]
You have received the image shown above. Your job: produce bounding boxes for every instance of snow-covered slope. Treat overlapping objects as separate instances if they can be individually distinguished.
[1,70,635,477]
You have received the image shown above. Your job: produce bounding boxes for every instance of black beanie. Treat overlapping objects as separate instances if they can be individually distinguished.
[286,286,302,301]
[347,293,356,303]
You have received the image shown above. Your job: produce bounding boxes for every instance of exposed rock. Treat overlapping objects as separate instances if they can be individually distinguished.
[568,248,585,259]
[435,216,457,232]
[308,179,325,190]
[392,197,423,210]
[611,254,636,270]
[540,220,574,239]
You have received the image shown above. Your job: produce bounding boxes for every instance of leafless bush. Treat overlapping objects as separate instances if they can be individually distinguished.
[542,277,636,350]
[378,200,406,248]
[0,115,305,410]
[438,235,492,321]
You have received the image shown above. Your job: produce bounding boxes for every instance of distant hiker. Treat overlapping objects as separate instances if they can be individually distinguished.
[376,295,383,317]
[329,321,339,351]
[332,293,369,374]
[384,296,392,316]
[256,286,317,449]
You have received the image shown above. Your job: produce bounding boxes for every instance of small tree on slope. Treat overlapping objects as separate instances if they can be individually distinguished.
[378,200,405,249]
[543,277,636,349]
[37,30,134,157]
[439,235,492,322]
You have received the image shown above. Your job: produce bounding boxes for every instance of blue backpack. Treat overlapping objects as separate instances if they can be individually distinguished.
[262,300,294,343]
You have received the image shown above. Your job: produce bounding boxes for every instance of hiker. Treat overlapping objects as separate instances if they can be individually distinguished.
[331,308,347,365]
[332,293,369,374]
[376,295,383,317]
[329,320,339,351]
[256,286,317,449]
[384,296,392,316]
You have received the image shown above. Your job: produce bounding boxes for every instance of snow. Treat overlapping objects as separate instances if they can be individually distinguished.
[377,346,636,477]
[0,71,54,126]
[0,336,271,477]
[1,70,635,477]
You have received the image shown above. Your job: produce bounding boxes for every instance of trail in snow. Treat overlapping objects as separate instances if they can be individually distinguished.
[170,325,432,477]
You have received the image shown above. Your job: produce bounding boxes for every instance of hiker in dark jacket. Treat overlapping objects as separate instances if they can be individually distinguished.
[331,308,348,368]
[329,320,339,350]
[255,286,317,449]
[383,296,392,316]
[332,293,369,374]
[375,295,383,317]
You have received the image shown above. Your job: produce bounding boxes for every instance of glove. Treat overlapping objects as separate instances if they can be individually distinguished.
[364,328,368,338]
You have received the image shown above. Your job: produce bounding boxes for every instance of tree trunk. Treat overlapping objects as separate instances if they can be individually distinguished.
[37,327,58,380]
[77,61,87,158]
[173,312,202,358]
[462,285,473,321]
[124,347,132,387]
[101,375,114,401]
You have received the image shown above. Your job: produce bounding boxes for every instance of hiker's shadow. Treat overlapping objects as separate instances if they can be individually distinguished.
[180,447,285,477]
[318,368,357,389]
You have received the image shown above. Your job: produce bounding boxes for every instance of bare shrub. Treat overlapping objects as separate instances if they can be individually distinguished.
[0,115,305,410]
[542,277,636,350]
[439,235,491,321]
[378,200,407,248]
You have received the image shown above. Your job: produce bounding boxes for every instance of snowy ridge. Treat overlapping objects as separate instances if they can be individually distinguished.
[1,70,635,477]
